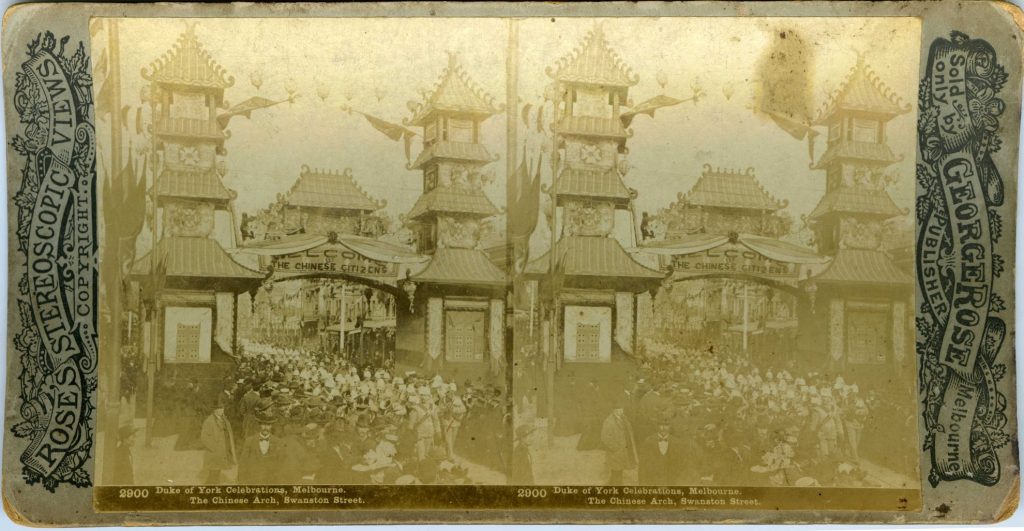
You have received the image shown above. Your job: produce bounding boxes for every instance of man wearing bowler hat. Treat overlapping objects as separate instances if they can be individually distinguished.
[237,409,284,484]
[601,396,638,485]
[200,397,237,484]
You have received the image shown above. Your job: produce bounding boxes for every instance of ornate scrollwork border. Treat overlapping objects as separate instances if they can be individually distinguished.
[9,32,97,492]
[916,31,1010,487]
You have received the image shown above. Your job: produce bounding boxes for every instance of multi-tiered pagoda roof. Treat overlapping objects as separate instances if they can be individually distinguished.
[554,167,633,204]
[130,236,264,291]
[407,54,502,127]
[141,25,235,90]
[810,248,912,285]
[406,186,499,221]
[679,166,786,212]
[526,236,663,280]
[813,55,910,124]
[807,187,903,221]
[155,167,235,203]
[283,166,385,212]
[410,247,506,287]
[546,24,639,87]
[811,140,900,170]
[409,141,494,170]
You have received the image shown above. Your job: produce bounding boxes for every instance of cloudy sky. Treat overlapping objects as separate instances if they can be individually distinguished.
[95,16,920,238]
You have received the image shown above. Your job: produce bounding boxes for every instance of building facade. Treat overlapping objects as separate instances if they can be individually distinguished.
[528,26,664,386]
[131,27,262,371]
[800,55,914,379]
[401,55,508,378]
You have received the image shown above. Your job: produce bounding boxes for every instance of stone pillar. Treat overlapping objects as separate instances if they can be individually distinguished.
[426,297,444,366]
[215,291,235,354]
[615,291,635,354]
[828,298,845,362]
[489,298,505,374]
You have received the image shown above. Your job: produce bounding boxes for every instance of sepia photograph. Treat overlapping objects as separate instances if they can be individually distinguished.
[91,15,920,500]
[506,17,921,490]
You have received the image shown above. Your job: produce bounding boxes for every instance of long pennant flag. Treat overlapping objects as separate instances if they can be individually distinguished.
[620,94,684,127]
[509,150,543,275]
[345,107,418,164]
[217,96,292,128]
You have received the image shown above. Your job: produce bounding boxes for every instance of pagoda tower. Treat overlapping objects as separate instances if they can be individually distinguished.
[802,55,913,376]
[402,54,507,375]
[529,25,663,370]
[132,26,262,367]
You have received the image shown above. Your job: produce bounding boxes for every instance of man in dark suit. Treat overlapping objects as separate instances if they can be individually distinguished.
[237,411,283,484]
[601,404,638,485]
[200,399,236,484]
[238,383,261,440]
[638,419,684,485]
[112,425,139,485]
[317,422,360,484]
[510,424,536,485]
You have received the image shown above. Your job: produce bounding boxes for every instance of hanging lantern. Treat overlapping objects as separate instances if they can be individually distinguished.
[316,82,331,102]
[249,69,263,91]
[285,78,298,101]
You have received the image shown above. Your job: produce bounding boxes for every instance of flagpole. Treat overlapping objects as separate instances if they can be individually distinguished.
[101,18,124,485]
[505,17,518,455]
[145,56,160,449]
[546,88,560,445]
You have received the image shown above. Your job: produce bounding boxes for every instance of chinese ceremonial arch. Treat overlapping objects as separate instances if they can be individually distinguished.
[634,232,828,296]
[238,232,428,300]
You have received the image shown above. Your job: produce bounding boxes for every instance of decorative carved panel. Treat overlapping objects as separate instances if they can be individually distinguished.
[839,217,884,250]
[426,297,444,360]
[438,216,481,249]
[165,200,214,237]
[302,211,360,236]
[563,199,614,237]
[564,138,616,169]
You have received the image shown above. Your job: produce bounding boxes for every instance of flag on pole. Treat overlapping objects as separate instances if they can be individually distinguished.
[349,109,418,164]
[94,48,112,119]
[363,112,407,141]
[620,94,683,127]
[509,151,542,274]
[217,96,290,128]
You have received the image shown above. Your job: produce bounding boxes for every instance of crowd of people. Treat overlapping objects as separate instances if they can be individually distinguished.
[150,340,509,485]
[542,338,914,487]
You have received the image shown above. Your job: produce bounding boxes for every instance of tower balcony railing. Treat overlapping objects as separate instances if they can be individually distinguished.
[154,116,226,140]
